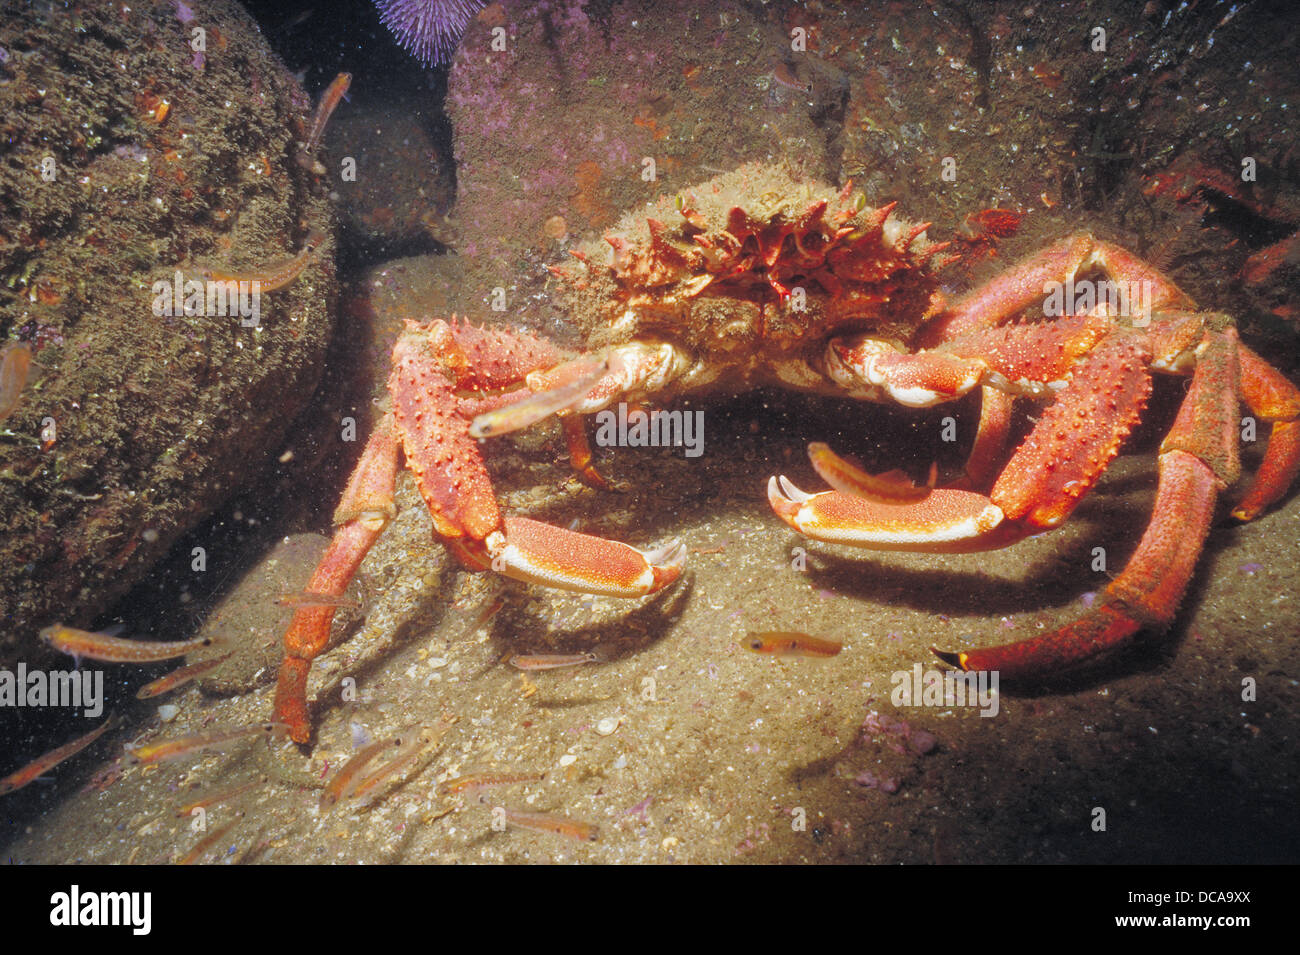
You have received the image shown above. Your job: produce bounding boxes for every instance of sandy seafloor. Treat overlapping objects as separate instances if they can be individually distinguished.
[5,379,1297,865]
[2,0,1298,866]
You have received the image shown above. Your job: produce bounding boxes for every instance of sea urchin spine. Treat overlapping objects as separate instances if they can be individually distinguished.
[373,0,487,66]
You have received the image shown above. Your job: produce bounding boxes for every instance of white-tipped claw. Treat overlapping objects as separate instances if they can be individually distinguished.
[642,538,686,567]
[777,475,815,502]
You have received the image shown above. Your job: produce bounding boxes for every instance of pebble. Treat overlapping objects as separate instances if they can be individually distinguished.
[596,717,620,736]
[157,704,179,723]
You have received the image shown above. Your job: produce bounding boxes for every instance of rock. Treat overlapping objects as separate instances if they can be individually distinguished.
[324,99,455,257]
[446,0,834,338]
[0,0,337,664]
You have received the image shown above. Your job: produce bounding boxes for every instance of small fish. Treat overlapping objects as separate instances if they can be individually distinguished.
[174,775,267,817]
[438,771,545,797]
[302,72,351,155]
[499,806,599,842]
[771,60,813,93]
[348,720,455,808]
[275,591,360,610]
[135,652,234,699]
[177,817,241,865]
[742,631,843,658]
[40,624,216,664]
[469,355,609,438]
[125,723,289,766]
[0,717,115,796]
[461,595,506,638]
[348,734,433,807]
[507,652,599,671]
[197,230,325,291]
[0,342,33,423]
[319,734,404,811]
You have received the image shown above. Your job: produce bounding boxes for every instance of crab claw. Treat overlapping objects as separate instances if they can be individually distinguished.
[807,442,935,502]
[486,517,685,597]
[767,476,1017,553]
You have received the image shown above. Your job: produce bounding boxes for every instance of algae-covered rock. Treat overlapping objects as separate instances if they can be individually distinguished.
[0,0,336,662]
[446,0,838,337]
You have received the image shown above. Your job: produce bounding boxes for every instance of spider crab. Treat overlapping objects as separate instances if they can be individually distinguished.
[273,162,1300,742]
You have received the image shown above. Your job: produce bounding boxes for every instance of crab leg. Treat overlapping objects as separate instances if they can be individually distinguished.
[1232,343,1300,520]
[390,324,685,589]
[274,417,400,742]
[916,232,1195,346]
[961,387,1014,490]
[937,329,1243,678]
[274,322,685,743]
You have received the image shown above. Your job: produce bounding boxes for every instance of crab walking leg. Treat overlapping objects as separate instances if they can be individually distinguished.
[563,416,612,489]
[936,330,1242,678]
[1233,343,1300,520]
[274,419,400,743]
[916,231,1196,346]
[934,450,1221,678]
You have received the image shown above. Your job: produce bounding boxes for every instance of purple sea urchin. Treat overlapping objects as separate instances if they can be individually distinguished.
[373,0,487,66]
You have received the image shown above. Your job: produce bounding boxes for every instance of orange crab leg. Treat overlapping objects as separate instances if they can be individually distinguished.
[961,387,1014,490]
[916,232,1194,346]
[274,418,400,742]
[1233,343,1300,520]
[935,449,1220,678]
[563,416,613,489]
[936,329,1242,679]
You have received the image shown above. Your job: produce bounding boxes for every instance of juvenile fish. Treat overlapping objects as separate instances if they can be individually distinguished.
[177,817,241,865]
[126,723,289,766]
[0,717,115,796]
[275,591,360,610]
[439,771,544,797]
[135,652,234,699]
[302,72,351,155]
[319,734,404,811]
[742,631,843,658]
[348,733,435,807]
[174,776,267,817]
[40,624,216,664]
[460,595,505,637]
[508,652,599,671]
[499,806,599,842]
[197,230,325,291]
[0,342,32,423]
